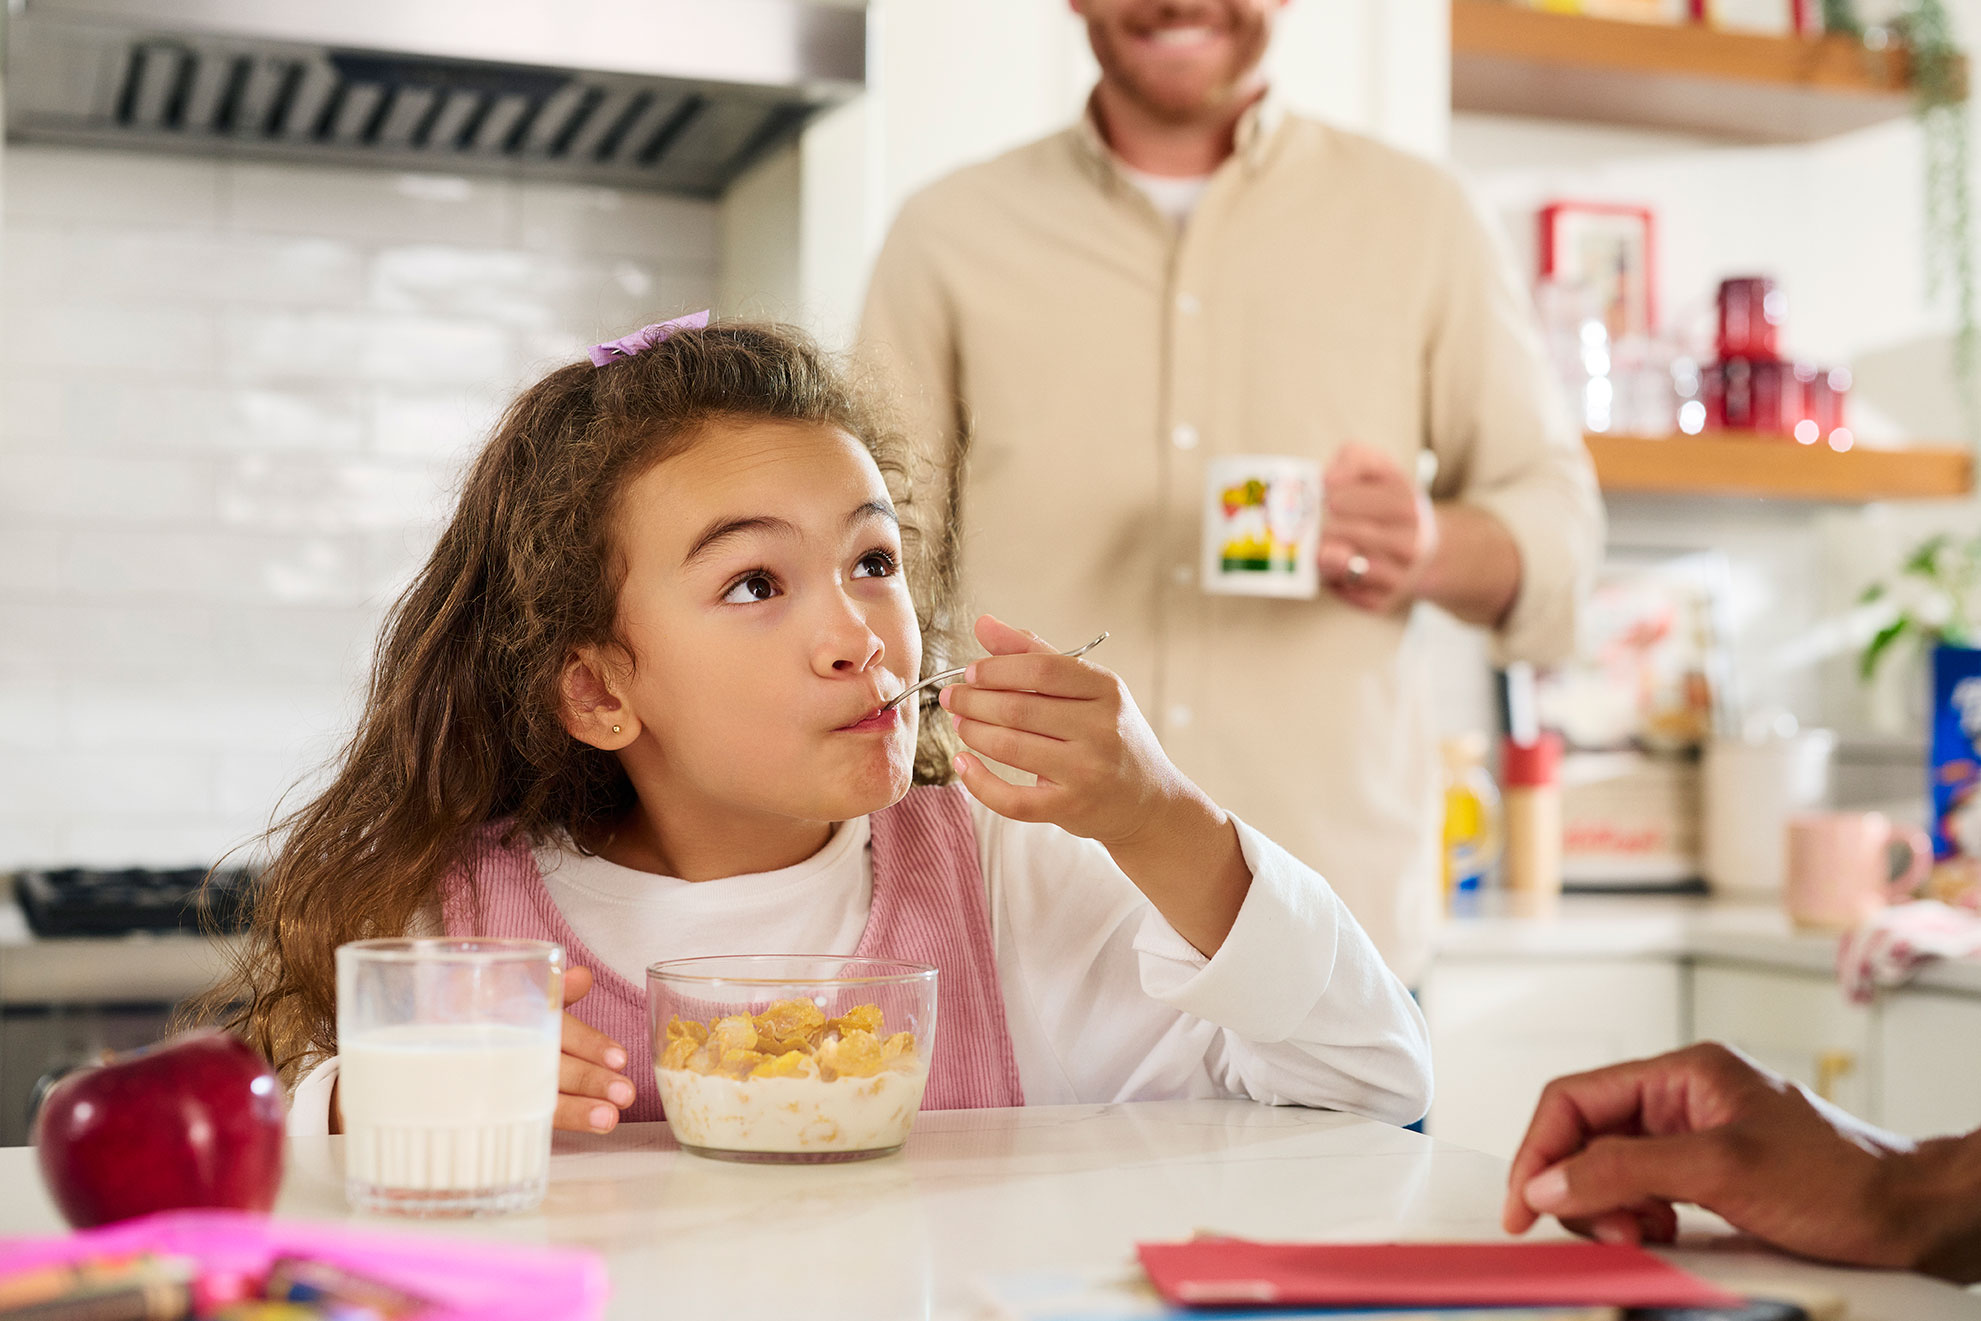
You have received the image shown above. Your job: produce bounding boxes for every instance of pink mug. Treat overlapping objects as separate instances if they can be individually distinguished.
[1784,811,1933,930]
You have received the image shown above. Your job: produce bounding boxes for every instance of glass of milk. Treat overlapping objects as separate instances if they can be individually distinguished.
[336,938,563,1216]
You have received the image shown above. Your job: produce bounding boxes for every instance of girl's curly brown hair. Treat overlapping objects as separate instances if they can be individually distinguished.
[190,320,964,1083]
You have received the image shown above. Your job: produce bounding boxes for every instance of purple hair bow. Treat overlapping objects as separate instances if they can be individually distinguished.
[587,309,710,367]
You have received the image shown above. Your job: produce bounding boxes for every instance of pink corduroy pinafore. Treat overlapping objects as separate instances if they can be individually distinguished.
[439,784,1025,1122]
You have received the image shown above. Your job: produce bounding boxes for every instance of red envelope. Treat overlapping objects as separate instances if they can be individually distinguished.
[1135,1240,1742,1310]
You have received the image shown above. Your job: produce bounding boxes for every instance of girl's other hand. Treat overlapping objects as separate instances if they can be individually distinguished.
[557,965,635,1133]
[941,613,1184,846]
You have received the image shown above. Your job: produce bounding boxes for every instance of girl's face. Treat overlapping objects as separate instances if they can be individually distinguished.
[590,419,920,829]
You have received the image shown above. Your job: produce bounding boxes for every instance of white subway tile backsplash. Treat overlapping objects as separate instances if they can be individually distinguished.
[0,454,216,525]
[1,145,719,867]
[358,316,512,387]
[217,454,452,532]
[61,530,395,606]
[60,822,247,869]
[370,246,549,325]
[0,606,217,682]
[0,750,215,817]
[65,382,228,453]
[517,183,720,260]
[6,301,218,376]
[215,748,341,825]
[227,163,514,246]
[4,147,223,228]
[214,606,380,685]
[0,377,70,443]
[0,680,67,749]
[3,224,365,310]
[0,821,63,869]
[219,309,368,384]
[223,388,366,452]
[68,683,351,753]
[0,530,61,595]
[369,389,498,461]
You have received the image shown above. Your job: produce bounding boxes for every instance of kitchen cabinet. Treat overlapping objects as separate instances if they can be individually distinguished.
[1423,957,1685,1158]
[1690,961,1875,1116]
[1425,900,1981,1156]
[1876,990,1981,1139]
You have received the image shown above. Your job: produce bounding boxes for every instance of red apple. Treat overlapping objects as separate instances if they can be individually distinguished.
[34,1029,285,1227]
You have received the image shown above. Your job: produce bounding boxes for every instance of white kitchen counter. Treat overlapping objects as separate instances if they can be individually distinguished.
[1436,894,1981,997]
[1,1101,1976,1319]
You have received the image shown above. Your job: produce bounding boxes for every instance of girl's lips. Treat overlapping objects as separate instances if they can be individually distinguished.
[838,707,901,733]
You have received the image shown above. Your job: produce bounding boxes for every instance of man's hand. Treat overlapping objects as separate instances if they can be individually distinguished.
[1502,1042,1981,1281]
[1318,443,1522,628]
[1317,443,1438,614]
[556,966,636,1134]
[942,614,1251,954]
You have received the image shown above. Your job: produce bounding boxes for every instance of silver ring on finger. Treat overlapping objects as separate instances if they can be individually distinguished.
[1345,553,1371,584]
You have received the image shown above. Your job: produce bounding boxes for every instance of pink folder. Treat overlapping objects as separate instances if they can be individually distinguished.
[0,1210,609,1320]
[1135,1240,1743,1310]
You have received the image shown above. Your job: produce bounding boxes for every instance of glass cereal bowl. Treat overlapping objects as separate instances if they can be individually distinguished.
[647,956,937,1164]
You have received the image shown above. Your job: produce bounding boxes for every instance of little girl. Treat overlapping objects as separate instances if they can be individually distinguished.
[200,315,1431,1134]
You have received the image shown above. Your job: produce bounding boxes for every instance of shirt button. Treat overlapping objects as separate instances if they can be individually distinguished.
[1168,703,1194,728]
[1171,423,1199,450]
[1172,562,1194,587]
[1176,292,1201,316]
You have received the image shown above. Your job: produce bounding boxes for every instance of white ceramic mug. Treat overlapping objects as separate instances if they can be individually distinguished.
[1701,727,1835,897]
[1200,456,1322,599]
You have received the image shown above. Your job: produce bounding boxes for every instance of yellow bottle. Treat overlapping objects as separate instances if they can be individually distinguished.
[1441,734,1503,906]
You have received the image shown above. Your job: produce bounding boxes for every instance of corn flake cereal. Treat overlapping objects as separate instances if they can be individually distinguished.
[656,998,929,1156]
[660,999,917,1081]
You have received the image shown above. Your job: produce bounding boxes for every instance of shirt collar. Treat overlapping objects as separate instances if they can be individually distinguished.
[1071,85,1285,186]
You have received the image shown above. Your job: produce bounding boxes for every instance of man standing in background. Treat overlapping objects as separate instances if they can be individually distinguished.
[860,0,1602,985]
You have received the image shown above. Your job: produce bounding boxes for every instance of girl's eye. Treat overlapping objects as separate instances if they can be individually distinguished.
[854,550,898,579]
[721,573,780,605]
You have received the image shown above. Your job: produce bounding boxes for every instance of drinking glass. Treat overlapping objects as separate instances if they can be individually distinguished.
[336,938,563,1216]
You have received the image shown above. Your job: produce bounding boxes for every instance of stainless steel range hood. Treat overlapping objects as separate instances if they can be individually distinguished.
[3,0,865,196]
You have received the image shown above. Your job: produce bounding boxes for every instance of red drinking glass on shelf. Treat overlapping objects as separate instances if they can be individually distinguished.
[1717,277,1784,361]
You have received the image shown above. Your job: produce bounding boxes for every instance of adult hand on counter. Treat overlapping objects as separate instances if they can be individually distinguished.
[1501,1041,1981,1283]
[1317,443,1519,628]
[556,966,635,1134]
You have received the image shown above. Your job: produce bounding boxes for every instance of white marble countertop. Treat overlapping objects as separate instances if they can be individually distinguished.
[2,1102,1975,1320]
[1436,895,1981,997]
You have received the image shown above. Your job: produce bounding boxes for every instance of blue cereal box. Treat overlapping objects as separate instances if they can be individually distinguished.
[1930,644,1981,866]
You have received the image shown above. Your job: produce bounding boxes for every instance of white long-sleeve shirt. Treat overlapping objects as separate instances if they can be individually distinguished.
[289,796,1432,1133]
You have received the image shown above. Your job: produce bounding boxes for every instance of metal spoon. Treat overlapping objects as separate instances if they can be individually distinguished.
[880,632,1109,713]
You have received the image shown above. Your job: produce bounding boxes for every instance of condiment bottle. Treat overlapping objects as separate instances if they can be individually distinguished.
[1501,731,1564,914]
[1440,733,1502,910]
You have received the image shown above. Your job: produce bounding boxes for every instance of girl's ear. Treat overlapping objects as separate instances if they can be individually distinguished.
[560,647,638,749]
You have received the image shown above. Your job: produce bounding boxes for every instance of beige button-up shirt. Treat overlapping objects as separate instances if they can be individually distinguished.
[860,98,1603,983]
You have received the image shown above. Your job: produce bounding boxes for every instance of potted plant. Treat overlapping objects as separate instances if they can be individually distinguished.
[1859,532,1981,904]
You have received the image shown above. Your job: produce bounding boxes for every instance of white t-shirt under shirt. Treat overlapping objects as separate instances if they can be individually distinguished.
[288,795,1431,1132]
[1117,163,1213,228]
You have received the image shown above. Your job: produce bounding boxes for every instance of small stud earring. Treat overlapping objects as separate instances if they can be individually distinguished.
[611,724,622,734]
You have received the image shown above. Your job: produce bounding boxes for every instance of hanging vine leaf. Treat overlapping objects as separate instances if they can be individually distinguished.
[1900,0,1977,442]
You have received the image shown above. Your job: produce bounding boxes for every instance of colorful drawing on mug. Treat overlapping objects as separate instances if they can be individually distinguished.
[1201,457,1321,599]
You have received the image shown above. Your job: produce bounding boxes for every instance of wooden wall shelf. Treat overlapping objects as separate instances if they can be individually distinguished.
[1586,432,1974,500]
[1451,0,1955,141]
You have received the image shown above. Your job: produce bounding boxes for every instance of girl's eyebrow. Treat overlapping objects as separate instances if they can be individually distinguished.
[682,515,797,567]
[683,501,898,567]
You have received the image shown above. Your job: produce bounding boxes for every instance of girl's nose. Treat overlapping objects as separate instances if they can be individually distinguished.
[814,599,885,678]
